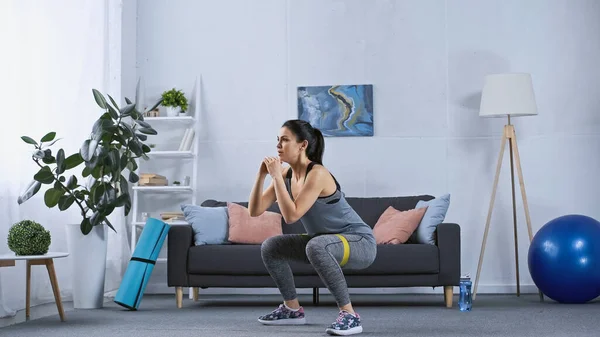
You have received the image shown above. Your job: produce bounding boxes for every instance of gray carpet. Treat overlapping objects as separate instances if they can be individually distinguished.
[1,293,599,336]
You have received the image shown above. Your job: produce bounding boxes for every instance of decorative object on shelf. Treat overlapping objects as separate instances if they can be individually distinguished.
[7,220,51,256]
[161,88,188,117]
[298,84,374,137]
[172,181,181,186]
[139,173,168,186]
[16,89,160,309]
[472,73,543,301]
[144,107,160,117]
[183,176,190,186]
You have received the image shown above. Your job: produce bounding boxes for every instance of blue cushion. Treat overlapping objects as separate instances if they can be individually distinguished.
[411,194,451,245]
[181,204,230,245]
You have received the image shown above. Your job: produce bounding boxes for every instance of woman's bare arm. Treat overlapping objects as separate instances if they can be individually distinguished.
[249,166,289,217]
[272,166,325,224]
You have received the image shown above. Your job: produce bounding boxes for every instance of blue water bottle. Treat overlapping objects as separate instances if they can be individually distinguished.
[459,274,472,312]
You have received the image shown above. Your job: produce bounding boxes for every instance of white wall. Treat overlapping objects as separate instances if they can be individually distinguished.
[0,0,124,311]
[134,0,600,294]
[121,0,138,111]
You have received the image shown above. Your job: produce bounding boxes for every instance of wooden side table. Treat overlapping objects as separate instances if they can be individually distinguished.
[0,252,68,322]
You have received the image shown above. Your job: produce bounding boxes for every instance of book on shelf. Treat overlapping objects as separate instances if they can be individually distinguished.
[178,127,195,151]
[160,211,185,222]
[138,173,168,186]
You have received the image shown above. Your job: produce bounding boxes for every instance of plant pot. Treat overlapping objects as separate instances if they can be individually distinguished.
[165,106,181,117]
[65,224,108,309]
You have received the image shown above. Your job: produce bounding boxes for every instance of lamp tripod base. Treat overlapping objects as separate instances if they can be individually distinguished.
[473,119,543,301]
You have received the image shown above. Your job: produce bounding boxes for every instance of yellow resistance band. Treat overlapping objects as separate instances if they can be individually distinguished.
[334,234,350,267]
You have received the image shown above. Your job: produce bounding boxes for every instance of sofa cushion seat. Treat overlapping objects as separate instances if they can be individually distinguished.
[188,244,317,275]
[188,243,439,276]
[345,244,439,275]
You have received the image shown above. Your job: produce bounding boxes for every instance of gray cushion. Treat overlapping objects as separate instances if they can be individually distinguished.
[188,243,439,276]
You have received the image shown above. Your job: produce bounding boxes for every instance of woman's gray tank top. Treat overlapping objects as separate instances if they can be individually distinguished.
[284,162,375,242]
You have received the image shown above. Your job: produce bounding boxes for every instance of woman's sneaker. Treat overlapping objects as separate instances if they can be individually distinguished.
[257,304,306,325]
[325,310,363,335]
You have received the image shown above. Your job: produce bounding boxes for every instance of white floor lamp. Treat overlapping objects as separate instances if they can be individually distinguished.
[472,73,543,300]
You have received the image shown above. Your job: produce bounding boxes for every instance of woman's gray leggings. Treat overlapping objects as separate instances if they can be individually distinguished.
[260,233,377,307]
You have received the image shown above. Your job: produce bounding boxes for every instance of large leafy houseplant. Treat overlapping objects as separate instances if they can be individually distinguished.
[17,89,161,235]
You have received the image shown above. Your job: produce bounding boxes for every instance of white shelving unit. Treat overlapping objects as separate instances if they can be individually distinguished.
[145,150,194,158]
[132,185,194,192]
[129,76,202,265]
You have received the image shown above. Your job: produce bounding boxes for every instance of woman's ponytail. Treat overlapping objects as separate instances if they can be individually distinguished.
[307,127,324,164]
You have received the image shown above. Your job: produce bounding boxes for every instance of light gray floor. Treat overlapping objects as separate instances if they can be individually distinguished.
[1,293,599,336]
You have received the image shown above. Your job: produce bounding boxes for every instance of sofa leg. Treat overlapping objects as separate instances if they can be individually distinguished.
[313,288,319,306]
[443,286,453,308]
[192,287,199,301]
[176,287,183,308]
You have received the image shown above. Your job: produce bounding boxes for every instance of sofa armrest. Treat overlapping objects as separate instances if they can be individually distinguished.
[167,225,193,287]
[436,222,461,285]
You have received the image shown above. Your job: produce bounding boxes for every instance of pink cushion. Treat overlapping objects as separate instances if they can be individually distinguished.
[373,206,427,244]
[227,202,283,244]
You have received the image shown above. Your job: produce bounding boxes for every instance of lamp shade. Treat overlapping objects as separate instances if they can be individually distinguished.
[479,73,537,118]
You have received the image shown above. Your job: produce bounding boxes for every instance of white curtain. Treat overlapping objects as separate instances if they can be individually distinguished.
[0,0,126,315]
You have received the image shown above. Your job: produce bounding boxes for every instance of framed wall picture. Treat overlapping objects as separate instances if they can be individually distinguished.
[297,84,374,137]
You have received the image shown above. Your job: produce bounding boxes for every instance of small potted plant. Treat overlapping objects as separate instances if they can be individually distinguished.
[173,180,181,186]
[161,88,188,117]
[8,220,51,256]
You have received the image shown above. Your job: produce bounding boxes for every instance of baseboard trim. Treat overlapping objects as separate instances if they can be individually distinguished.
[134,283,540,297]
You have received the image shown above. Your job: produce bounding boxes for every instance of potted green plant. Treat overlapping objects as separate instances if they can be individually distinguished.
[8,220,51,256]
[161,88,188,117]
[17,89,160,309]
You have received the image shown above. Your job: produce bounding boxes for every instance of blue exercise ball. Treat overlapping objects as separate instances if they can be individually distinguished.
[528,214,600,303]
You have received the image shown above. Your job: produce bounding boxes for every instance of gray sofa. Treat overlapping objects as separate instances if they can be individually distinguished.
[167,195,461,308]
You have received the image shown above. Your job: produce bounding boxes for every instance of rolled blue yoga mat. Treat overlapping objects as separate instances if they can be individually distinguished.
[114,218,170,310]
